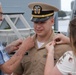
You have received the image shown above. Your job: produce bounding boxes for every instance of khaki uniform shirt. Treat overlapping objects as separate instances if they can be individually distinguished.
[14,31,71,75]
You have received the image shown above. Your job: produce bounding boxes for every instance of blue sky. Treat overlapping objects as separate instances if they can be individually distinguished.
[61,0,74,11]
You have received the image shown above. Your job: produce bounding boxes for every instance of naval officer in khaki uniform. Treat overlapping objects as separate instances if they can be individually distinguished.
[13,2,71,75]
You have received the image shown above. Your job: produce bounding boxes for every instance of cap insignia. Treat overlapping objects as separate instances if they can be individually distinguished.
[33,5,42,14]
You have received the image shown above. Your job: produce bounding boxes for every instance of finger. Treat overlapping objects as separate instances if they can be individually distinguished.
[51,41,56,46]
[50,45,54,50]
[27,36,31,39]
[14,39,23,46]
[47,42,52,46]
[13,46,19,50]
[56,41,63,44]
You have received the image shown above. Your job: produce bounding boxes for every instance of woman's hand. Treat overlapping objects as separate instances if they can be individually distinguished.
[45,41,55,54]
[53,33,70,44]
[19,36,34,51]
[5,39,23,53]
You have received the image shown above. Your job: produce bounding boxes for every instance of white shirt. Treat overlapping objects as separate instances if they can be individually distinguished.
[56,51,76,75]
[37,40,44,48]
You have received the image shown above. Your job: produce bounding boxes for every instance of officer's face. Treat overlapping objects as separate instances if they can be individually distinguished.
[33,17,54,37]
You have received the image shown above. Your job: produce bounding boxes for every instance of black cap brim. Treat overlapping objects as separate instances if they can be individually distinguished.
[31,16,51,22]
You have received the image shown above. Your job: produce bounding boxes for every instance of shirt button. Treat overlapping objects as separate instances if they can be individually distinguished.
[35,60,36,62]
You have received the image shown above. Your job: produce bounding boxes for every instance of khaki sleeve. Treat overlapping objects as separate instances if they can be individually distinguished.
[13,62,23,75]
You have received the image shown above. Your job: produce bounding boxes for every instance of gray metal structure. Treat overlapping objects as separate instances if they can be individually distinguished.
[71,0,76,20]
[0,0,61,30]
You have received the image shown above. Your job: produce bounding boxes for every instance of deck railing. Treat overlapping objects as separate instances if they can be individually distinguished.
[0,28,34,45]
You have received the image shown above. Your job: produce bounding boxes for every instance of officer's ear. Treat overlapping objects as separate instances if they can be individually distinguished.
[50,17,54,26]
[0,2,3,21]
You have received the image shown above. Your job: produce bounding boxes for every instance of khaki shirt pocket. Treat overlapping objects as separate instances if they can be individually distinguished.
[40,58,46,65]
[22,56,31,69]
[35,58,46,75]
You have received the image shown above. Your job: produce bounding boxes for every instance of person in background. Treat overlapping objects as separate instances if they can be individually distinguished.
[1,39,23,75]
[0,2,34,75]
[44,18,76,75]
[0,37,34,75]
[13,2,71,75]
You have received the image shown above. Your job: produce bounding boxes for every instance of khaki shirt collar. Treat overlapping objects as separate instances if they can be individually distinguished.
[32,30,55,50]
